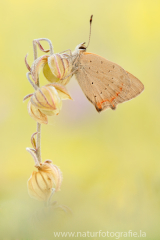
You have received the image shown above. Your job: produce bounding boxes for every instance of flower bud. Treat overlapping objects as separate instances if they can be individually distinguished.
[30,52,72,85]
[27,160,62,202]
[31,84,62,116]
[27,83,72,124]
[43,53,72,85]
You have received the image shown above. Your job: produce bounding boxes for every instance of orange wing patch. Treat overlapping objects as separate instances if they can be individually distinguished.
[96,84,123,110]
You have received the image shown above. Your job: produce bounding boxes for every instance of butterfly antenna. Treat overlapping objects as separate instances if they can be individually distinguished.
[86,15,93,49]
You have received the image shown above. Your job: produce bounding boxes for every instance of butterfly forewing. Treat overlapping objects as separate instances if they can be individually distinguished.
[74,52,133,111]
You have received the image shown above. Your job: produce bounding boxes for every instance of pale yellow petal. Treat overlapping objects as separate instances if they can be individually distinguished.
[28,101,48,124]
[47,83,72,100]
[43,160,63,192]
[28,171,46,201]
[31,55,48,83]
[58,76,72,86]
[48,54,63,79]
[43,62,60,83]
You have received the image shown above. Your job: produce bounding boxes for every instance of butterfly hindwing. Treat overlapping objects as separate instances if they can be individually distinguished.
[74,52,137,111]
[125,71,144,100]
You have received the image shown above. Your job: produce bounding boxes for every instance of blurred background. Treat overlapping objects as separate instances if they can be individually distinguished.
[1,0,160,239]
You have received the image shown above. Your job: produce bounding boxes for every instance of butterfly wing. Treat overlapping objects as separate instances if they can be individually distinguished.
[125,71,144,100]
[74,52,144,112]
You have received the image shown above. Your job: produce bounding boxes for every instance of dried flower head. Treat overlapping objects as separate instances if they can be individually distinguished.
[27,160,62,202]
[28,52,72,85]
[26,83,72,124]
[44,54,72,85]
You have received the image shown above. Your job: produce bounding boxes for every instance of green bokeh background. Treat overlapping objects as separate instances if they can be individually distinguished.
[1,0,160,239]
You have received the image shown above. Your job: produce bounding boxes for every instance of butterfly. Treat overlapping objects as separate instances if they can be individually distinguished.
[69,42,144,112]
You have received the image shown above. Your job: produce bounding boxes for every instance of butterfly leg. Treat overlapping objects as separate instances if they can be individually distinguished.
[61,67,78,80]
[58,49,72,56]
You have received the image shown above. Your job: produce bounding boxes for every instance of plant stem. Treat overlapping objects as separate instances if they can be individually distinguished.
[33,40,42,163]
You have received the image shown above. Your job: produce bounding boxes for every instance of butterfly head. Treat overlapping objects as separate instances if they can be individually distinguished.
[73,42,87,55]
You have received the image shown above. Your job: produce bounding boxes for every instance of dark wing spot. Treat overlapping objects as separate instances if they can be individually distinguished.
[101,61,103,64]
[108,70,111,72]
[113,65,115,68]
[92,82,93,84]
[96,71,98,73]
[100,92,102,94]
[89,67,90,69]
[112,78,113,79]
[105,88,107,90]
[90,60,92,62]
[111,105,116,110]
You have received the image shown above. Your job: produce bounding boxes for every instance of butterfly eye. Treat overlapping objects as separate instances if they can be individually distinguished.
[78,42,86,50]
[79,46,86,50]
